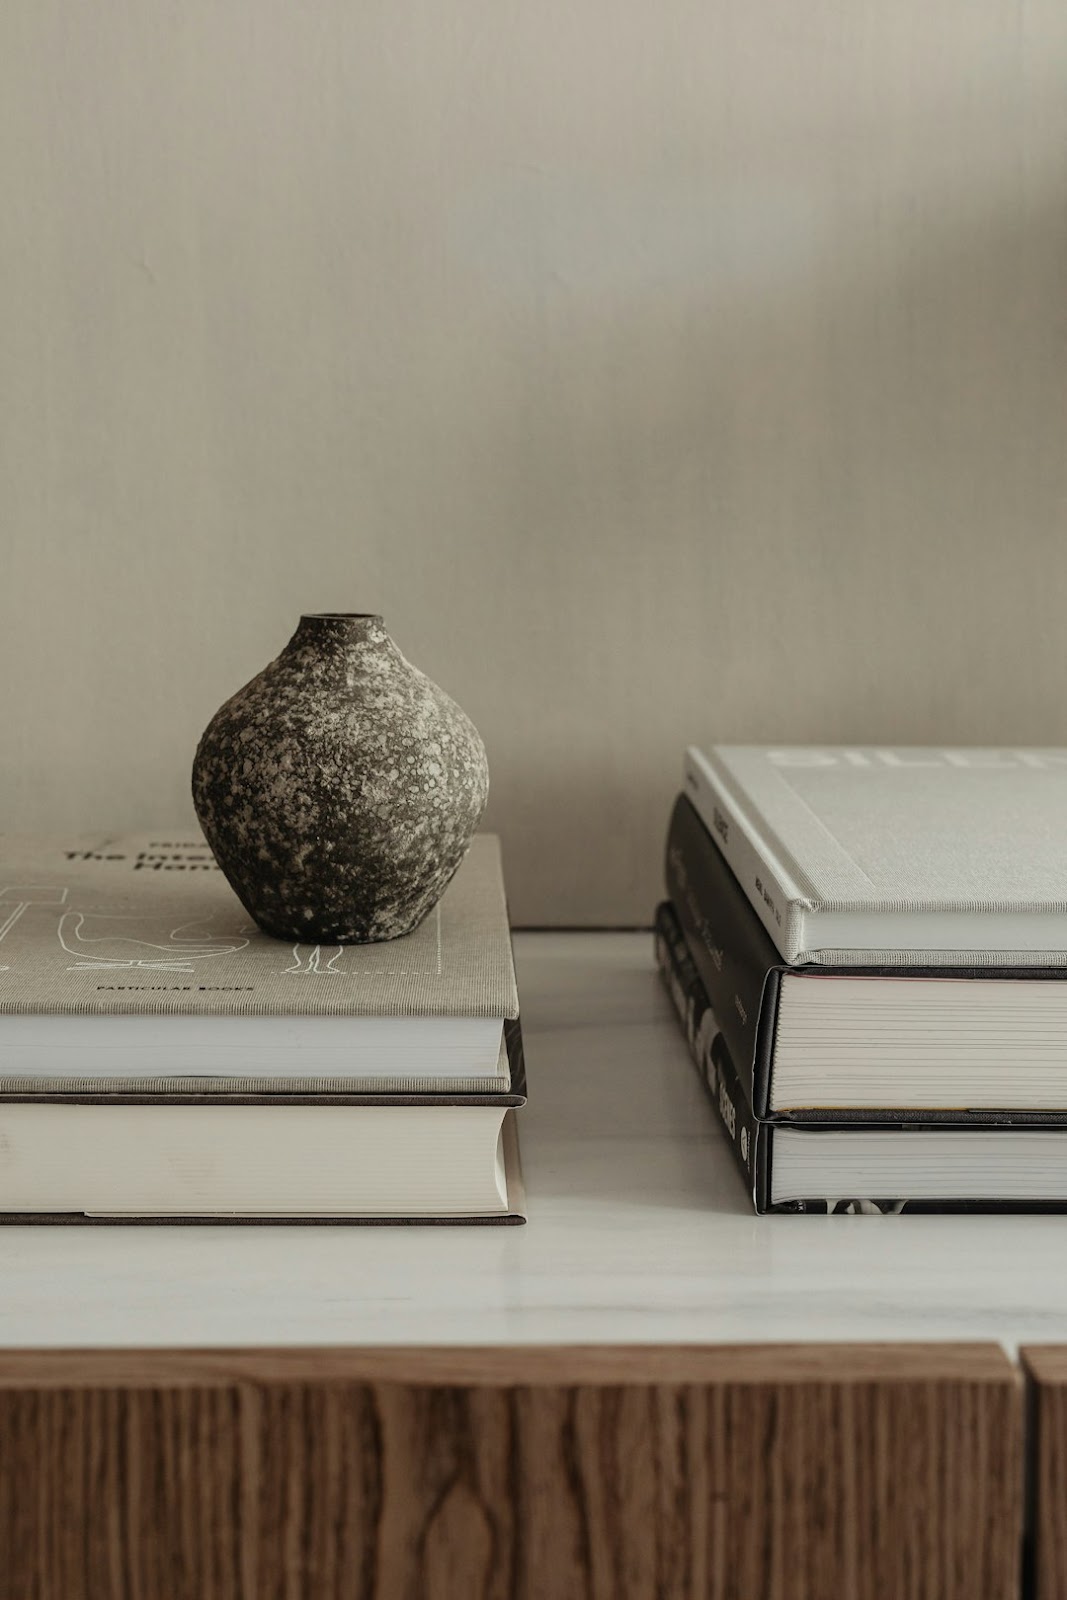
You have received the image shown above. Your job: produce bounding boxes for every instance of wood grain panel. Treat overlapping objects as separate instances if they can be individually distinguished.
[0,1344,1020,1600]
[1018,1347,1067,1600]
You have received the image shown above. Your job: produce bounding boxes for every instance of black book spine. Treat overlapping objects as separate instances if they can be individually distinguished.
[665,793,782,1116]
[655,902,768,1212]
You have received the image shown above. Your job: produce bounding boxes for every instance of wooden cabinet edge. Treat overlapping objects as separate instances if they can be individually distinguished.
[0,1340,1018,1389]
[1021,1347,1067,1384]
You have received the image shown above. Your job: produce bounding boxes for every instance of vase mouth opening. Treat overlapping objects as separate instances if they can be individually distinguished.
[300,613,383,623]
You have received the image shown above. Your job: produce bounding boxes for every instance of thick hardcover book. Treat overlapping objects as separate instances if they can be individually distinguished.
[657,900,1067,1215]
[0,831,519,1095]
[684,745,1067,966]
[0,1106,527,1225]
[666,793,1067,1120]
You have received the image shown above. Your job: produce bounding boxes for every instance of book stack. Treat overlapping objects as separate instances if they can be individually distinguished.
[0,832,524,1222]
[657,746,1067,1214]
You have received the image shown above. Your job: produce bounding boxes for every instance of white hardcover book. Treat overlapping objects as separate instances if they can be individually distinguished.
[684,746,1067,966]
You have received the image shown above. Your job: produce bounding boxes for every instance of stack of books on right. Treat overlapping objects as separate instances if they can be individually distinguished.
[657,746,1067,1214]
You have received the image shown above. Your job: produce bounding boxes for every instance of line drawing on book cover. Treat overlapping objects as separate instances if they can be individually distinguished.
[280,945,344,975]
[275,905,444,978]
[0,886,69,969]
[58,907,251,972]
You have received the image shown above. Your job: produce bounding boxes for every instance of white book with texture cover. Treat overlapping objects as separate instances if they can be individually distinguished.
[684,745,1067,966]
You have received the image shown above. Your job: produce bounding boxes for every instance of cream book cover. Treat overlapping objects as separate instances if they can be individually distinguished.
[0,831,517,1018]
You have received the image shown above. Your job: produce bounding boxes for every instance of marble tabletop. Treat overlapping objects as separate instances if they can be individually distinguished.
[2,931,1066,1351]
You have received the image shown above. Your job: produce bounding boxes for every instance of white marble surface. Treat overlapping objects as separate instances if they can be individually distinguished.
[3,932,1067,1351]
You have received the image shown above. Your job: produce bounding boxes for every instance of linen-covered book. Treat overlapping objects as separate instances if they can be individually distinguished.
[685,746,1067,966]
[0,831,519,1094]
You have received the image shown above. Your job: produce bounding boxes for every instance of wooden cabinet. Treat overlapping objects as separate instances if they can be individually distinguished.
[0,1344,1021,1600]
[1021,1348,1067,1600]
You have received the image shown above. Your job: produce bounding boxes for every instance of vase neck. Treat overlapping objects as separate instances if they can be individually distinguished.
[284,614,398,673]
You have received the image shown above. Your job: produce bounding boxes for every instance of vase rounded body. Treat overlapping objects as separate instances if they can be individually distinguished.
[191,614,489,942]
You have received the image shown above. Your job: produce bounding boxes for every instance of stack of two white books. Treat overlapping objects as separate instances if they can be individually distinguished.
[0,833,524,1223]
[661,745,1067,1213]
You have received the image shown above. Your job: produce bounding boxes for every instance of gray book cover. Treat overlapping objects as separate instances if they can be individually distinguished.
[0,830,518,1018]
[685,746,1067,966]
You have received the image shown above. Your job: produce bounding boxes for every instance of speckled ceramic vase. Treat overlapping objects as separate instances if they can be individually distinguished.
[191,614,489,943]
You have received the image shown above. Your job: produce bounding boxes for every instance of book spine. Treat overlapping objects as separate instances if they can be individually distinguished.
[684,748,805,961]
[654,903,767,1211]
[665,794,781,1116]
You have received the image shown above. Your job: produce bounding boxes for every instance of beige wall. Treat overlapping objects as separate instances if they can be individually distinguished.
[2,1,1066,924]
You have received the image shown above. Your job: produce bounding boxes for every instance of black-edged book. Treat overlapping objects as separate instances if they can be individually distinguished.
[660,791,1067,1213]
[656,899,1067,1214]
[666,793,1067,1124]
